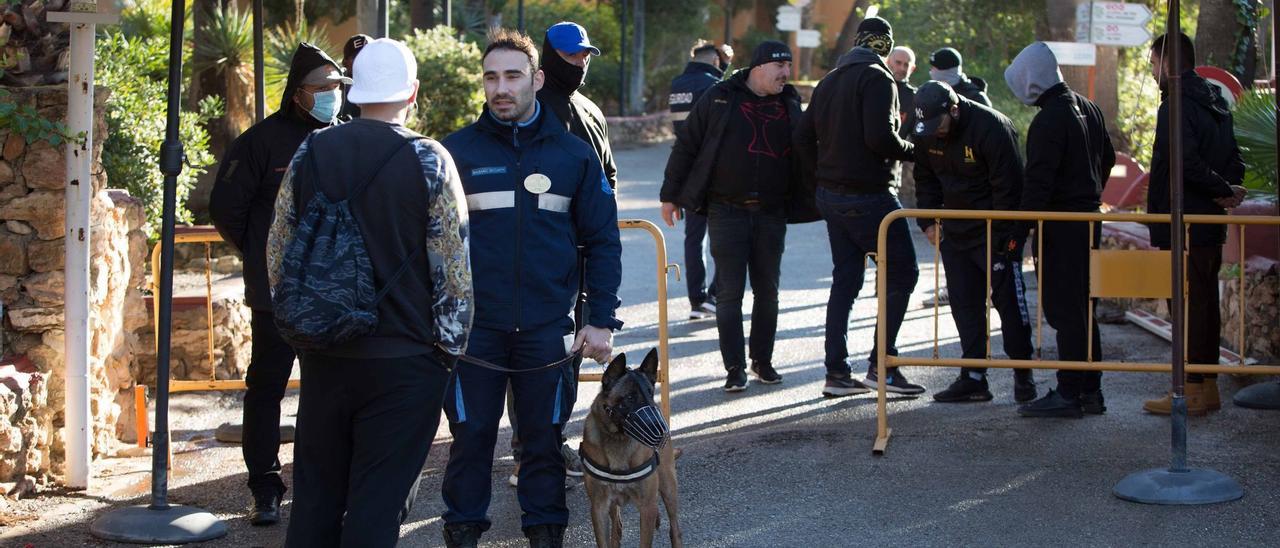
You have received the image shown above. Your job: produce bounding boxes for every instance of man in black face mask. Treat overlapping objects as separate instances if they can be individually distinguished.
[538,21,617,189]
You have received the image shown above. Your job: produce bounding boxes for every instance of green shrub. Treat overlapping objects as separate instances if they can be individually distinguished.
[97,32,220,238]
[402,26,485,139]
[1233,89,1277,193]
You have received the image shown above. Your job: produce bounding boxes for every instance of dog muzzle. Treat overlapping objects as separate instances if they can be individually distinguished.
[621,405,669,450]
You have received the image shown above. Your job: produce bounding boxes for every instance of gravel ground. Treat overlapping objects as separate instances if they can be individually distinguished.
[4,141,1279,547]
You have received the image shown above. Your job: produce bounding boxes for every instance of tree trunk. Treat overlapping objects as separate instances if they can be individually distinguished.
[827,0,870,67]
[1197,0,1264,82]
[356,0,380,35]
[296,0,305,27]
[1043,1,1121,154]
[411,0,437,30]
[628,0,646,115]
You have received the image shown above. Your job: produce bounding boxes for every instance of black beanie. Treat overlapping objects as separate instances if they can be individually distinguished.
[750,41,792,69]
[930,47,962,70]
[854,17,894,56]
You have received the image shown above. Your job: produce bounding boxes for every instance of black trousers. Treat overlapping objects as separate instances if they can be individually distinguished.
[939,238,1034,375]
[707,202,787,370]
[284,352,450,548]
[243,310,297,497]
[1184,245,1223,381]
[1039,221,1103,398]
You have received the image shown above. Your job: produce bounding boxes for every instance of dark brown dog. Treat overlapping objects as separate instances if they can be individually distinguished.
[580,349,681,548]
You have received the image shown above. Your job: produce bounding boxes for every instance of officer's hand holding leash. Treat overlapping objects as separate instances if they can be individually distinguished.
[924,224,941,246]
[574,325,614,364]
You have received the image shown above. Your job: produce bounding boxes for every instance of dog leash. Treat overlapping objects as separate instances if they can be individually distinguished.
[456,349,583,374]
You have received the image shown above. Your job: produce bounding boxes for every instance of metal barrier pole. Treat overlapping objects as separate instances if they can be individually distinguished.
[872,211,894,455]
[1113,2,1243,504]
[985,219,992,360]
[1036,220,1044,359]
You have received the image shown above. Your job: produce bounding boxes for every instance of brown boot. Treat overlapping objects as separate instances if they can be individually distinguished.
[1143,381,1214,416]
[1203,378,1222,410]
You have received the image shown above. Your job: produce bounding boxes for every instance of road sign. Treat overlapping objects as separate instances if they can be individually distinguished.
[777,4,798,14]
[1092,2,1152,26]
[796,29,821,48]
[776,12,801,31]
[1045,41,1098,66]
[789,0,811,7]
[1090,23,1152,46]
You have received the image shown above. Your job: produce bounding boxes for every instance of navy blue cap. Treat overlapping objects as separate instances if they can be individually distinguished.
[546,22,601,56]
[913,81,959,136]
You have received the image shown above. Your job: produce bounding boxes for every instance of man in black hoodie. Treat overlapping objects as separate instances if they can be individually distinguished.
[668,39,732,320]
[1142,32,1247,416]
[929,47,992,107]
[661,41,818,392]
[795,17,923,398]
[1004,42,1115,418]
[209,42,349,526]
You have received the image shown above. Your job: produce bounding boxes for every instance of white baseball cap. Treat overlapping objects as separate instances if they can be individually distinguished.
[347,38,418,105]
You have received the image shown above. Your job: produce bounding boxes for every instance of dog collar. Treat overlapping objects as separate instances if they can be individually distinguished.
[578,448,659,483]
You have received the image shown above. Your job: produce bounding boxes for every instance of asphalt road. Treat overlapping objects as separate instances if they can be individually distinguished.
[7,141,1280,547]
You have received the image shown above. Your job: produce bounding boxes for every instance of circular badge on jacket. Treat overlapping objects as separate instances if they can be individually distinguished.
[524,173,552,194]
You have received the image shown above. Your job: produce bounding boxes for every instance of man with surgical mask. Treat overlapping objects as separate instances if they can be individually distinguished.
[209,42,348,526]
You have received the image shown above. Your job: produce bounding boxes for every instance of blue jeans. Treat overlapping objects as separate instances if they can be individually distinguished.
[707,202,787,371]
[683,209,717,307]
[816,188,919,377]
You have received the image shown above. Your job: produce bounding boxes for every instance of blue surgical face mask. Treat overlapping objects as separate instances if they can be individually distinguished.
[306,88,342,123]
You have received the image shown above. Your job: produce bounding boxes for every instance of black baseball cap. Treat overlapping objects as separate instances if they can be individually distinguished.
[913,81,959,136]
[929,47,962,70]
[344,34,372,60]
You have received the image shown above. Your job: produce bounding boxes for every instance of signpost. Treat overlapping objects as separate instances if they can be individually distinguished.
[1076,2,1154,47]
[775,6,801,32]
[797,29,821,49]
[1090,23,1153,47]
[1045,41,1098,66]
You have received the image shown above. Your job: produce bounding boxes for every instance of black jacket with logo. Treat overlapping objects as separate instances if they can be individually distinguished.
[1146,70,1246,248]
[1021,83,1115,215]
[660,70,819,223]
[669,61,724,133]
[794,47,914,194]
[913,97,1024,249]
[210,43,340,311]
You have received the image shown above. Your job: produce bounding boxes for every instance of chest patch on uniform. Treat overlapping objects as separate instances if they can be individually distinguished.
[963,146,976,164]
[471,166,508,176]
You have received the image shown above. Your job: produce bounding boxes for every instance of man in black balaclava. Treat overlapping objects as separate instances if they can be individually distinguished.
[538,21,617,188]
[209,42,349,526]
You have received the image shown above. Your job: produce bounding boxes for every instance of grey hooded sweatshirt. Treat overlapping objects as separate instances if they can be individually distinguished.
[1007,41,1116,214]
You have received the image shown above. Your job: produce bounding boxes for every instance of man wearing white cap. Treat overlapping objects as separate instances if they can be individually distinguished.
[267,37,473,545]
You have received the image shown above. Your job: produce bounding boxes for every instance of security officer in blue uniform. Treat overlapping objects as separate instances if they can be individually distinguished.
[439,29,622,548]
[667,39,732,320]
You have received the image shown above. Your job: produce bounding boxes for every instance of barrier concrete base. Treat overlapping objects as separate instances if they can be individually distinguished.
[90,504,228,544]
[214,422,296,444]
[1233,381,1280,410]
[1113,467,1243,505]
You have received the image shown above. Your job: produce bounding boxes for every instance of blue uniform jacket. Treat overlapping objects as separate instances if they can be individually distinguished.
[443,103,623,333]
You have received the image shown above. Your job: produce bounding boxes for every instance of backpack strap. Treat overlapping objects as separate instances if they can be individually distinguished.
[348,135,430,200]
[365,134,431,308]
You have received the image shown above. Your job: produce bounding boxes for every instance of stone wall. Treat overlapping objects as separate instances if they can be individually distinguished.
[606,113,675,148]
[0,86,149,486]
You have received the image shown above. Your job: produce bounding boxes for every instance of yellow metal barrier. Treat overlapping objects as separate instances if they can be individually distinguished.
[139,220,679,447]
[873,209,1280,455]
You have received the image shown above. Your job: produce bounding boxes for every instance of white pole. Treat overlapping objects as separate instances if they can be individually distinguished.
[64,19,96,490]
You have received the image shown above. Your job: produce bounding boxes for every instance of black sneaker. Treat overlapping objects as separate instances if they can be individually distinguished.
[443,523,483,548]
[247,490,282,526]
[863,367,926,395]
[750,361,782,384]
[1013,369,1037,403]
[1079,390,1106,415]
[933,375,993,403]
[822,374,870,397]
[723,367,748,392]
[1017,389,1084,418]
